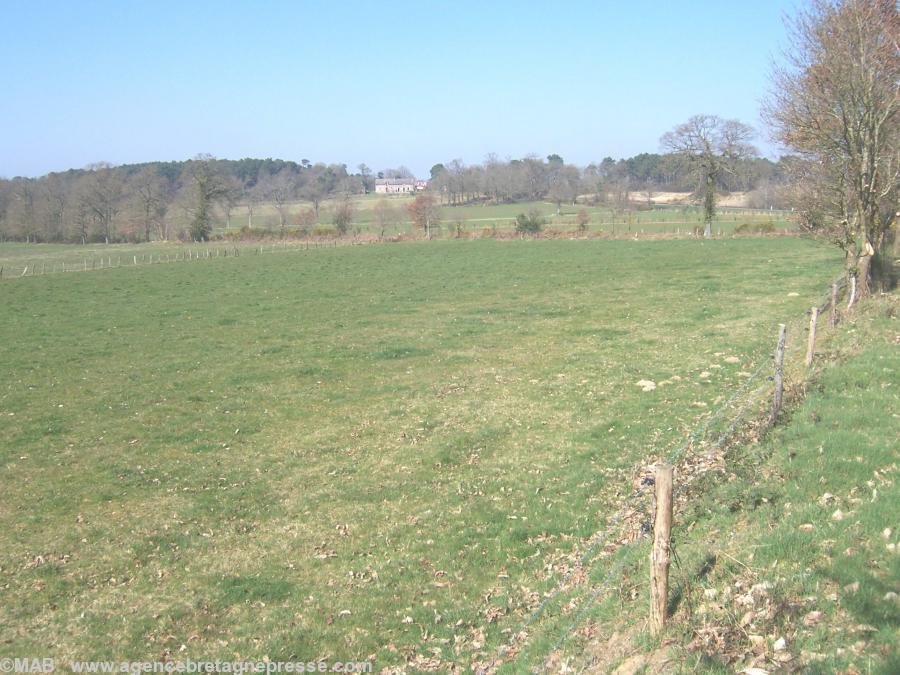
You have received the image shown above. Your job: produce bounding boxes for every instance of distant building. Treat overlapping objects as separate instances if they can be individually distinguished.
[375,178,415,194]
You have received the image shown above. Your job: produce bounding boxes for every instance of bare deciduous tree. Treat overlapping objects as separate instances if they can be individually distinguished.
[661,115,756,238]
[182,154,228,241]
[131,167,172,241]
[372,198,396,240]
[79,163,124,244]
[764,0,899,295]
[407,193,441,240]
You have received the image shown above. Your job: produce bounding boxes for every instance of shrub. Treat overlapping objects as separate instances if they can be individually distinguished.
[735,221,776,235]
[575,208,591,232]
[313,225,337,237]
[515,209,545,234]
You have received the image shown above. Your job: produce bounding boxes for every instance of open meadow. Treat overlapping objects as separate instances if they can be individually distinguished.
[220,195,791,238]
[0,237,842,667]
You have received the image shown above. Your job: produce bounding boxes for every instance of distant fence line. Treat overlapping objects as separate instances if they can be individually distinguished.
[0,226,801,282]
[0,239,353,281]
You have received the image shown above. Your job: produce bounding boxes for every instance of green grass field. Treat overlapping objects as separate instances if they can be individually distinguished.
[224,195,791,237]
[518,292,899,674]
[0,238,842,667]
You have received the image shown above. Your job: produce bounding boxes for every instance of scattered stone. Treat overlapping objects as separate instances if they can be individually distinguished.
[803,610,824,627]
[635,379,656,392]
[843,582,860,594]
[884,592,898,602]
[883,528,892,539]
[737,371,752,377]
[799,523,816,532]
[819,492,835,505]
[773,637,787,651]
[703,588,718,599]
[699,371,711,379]
[787,292,800,297]
[751,582,772,597]
[801,651,826,663]
[723,356,741,364]
[831,509,845,521]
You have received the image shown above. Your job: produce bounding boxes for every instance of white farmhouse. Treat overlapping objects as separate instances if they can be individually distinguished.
[375,178,416,194]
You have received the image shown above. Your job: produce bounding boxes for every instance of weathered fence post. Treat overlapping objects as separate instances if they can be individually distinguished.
[805,307,819,367]
[830,283,839,326]
[847,275,857,310]
[650,463,674,636]
[769,324,787,426]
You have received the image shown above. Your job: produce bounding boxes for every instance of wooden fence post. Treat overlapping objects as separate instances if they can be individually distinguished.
[769,324,787,426]
[830,283,839,326]
[847,275,857,310]
[650,463,674,636]
[805,307,819,367]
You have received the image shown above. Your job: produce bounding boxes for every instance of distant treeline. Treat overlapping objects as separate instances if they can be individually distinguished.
[0,152,793,243]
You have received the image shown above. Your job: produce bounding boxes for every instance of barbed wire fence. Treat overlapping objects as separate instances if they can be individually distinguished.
[476,272,848,674]
[0,239,360,280]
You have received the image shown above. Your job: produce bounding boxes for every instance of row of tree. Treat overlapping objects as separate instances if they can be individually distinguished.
[0,147,791,244]
[0,157,371,244]
[427,151,789,214]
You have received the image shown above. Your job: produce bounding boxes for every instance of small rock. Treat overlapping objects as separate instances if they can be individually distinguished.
[799,523,816,532]
[803,610,824,627]
[723,356,741,364]
[819,492,835,505]
[831,509,845,521]
[773,636,787,651]
[787,292,800,297]
[703,588,718,599]
[883,528,892,539]
[699,371,711,379]
[635,379,656,392]
[843,582,860,594]
[612,654,647,675]
[884,592,898,602]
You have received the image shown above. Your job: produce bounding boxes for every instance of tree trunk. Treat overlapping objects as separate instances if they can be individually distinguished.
[856,251,873,298]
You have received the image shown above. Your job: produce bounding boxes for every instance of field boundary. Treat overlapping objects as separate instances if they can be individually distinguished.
[477,273,850,673]
[0,230,804,282]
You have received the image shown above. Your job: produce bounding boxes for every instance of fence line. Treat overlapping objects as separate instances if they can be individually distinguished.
[477,273,848,674]
[0,239,356,281]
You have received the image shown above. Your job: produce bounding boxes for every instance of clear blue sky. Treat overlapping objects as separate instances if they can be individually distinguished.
[0,0,799,179]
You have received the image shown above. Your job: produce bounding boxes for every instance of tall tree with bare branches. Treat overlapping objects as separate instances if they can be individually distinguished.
[661,116,757,238]
[764,0,899,295]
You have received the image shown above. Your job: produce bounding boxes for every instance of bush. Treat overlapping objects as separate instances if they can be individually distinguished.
[735,221,776,235]
[575,208,591,232]
[515,209,546,234]
[313,225,337,237]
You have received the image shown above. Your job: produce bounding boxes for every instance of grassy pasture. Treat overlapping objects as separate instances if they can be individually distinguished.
[221,195,791,237]
[0,238,840,666]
